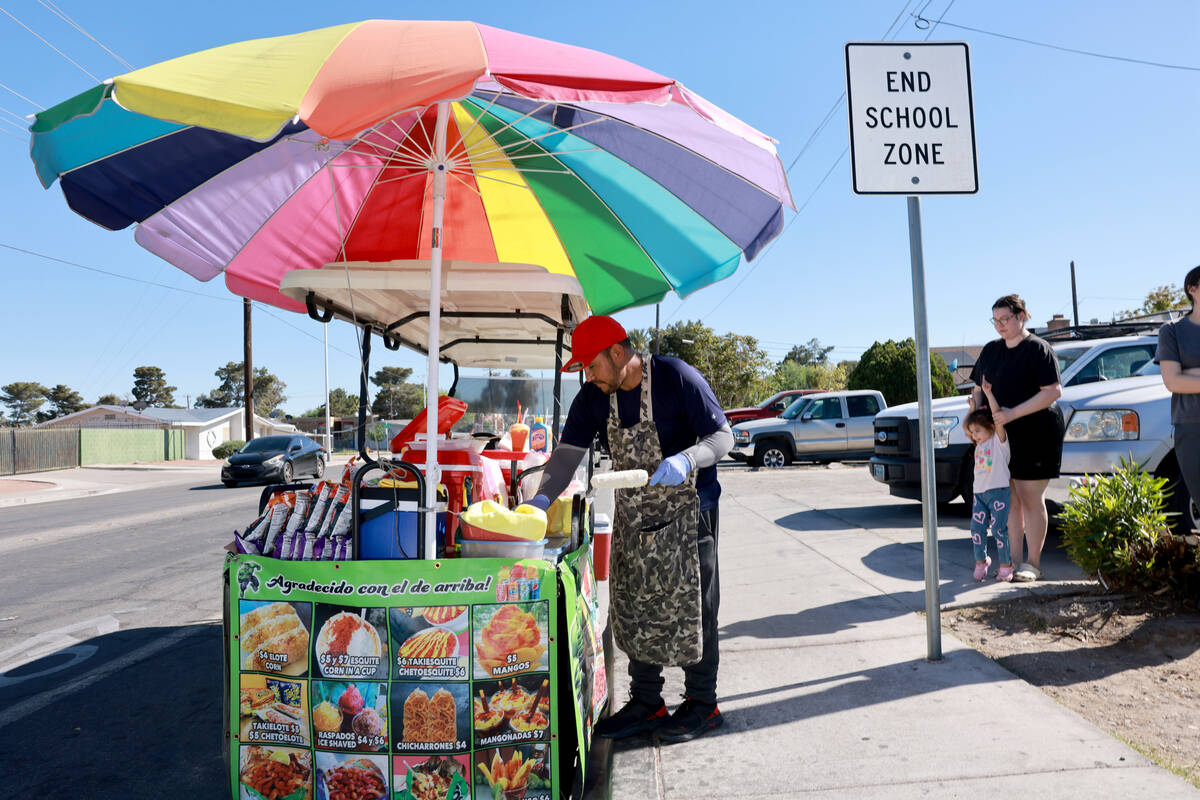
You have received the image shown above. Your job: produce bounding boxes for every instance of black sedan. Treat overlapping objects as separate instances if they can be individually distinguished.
[221,435,326,487]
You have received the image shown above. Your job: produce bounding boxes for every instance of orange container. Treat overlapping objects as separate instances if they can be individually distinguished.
[592,513,612,581]
[509,423,530,451]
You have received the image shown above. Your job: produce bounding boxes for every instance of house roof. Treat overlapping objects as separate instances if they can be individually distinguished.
[139,407,238,424]
[37,404,292,429]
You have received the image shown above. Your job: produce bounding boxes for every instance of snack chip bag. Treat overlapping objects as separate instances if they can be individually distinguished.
[305,481,336,534]
[261,492,296,555]
[283,490,312,535]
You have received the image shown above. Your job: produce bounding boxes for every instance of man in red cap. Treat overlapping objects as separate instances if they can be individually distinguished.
[522,314,733,743]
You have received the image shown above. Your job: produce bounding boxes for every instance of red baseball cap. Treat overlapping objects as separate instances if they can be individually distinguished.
[562,315,627,372]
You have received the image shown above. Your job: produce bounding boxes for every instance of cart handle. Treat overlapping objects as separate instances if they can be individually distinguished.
[351,458,428,560]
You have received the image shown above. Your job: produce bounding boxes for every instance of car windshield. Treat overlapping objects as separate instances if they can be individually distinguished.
[757,392,786,410]
[241,436,293,453]
[1054,346,1092,374]
[781,398,811,420]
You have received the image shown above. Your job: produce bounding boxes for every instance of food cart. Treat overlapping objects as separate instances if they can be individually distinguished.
[224,261,608,800]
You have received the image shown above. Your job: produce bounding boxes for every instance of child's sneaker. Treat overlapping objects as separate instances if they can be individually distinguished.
[973,556,991,582]
[995,564,1014,582]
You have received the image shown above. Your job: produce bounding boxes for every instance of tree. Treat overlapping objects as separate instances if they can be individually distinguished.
[97,393,123,406]
[303,388,360,418]
[627,328,652,353]
[847,339,955,406]
[782,338,835,367]
[370,366,422,419]
[131,366,177,407]
[1118,284,1188,319]
[1,382,48,426]
[44,386,87,419]
[652,320,772,408]
[195,361,287,414]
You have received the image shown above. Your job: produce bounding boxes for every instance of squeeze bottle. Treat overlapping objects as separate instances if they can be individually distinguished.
[529,416,549,452]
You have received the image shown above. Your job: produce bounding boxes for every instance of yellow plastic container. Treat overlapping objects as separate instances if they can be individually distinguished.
[459,499,546,541]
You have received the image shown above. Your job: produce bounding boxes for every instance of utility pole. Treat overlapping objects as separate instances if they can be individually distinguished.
[654,304,660,354]
[1070,261,1080,327]
[243,298,254,442]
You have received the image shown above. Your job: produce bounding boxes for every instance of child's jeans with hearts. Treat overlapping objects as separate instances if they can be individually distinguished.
[971,487,1011,564]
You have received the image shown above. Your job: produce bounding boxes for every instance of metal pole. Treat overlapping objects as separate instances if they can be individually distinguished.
[324,323,332,454]
[243,298,254,442]
[1070,260,1080,328]
[654,304,660,355]
[907,195,942,661]
[357,329,371,460]
[424,102,450,559]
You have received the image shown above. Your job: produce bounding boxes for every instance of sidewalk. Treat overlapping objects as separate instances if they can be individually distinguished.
[0,456,356,508]
[593,467,1198,799]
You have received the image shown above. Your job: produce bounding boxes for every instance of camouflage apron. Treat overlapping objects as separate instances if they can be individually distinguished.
[607,357,703,666]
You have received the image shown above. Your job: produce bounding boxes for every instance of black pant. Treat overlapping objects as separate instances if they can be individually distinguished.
[629,505,720,706]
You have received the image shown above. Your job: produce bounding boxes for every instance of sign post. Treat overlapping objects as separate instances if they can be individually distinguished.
[845,42,978,661]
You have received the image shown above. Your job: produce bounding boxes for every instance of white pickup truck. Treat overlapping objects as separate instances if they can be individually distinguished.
[730,389,887,467]
[869,332,1160,508]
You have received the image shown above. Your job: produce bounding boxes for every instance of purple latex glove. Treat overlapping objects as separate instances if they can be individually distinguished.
[649,453,691,486]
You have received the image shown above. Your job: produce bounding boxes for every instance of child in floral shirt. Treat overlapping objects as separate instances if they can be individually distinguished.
[965,377,1014,582]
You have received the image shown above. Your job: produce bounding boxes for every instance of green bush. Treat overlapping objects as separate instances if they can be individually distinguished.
[1060,458,1170,589]
[213,440,245,460]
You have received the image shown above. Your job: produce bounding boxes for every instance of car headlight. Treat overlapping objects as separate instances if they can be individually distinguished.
[734,429,751,443]
[932,416,958,449]
[1065,409,1139,441]
[263,454,285,466]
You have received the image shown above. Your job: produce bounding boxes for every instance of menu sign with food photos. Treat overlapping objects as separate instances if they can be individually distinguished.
[226,554,561,800]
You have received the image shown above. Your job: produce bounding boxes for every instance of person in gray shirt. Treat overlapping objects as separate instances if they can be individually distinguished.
[1155,264,1200,517]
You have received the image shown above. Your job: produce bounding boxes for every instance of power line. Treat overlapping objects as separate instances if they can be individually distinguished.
[0,241,237,302]
[667,0,958,326]
[0,79,43,109]
[0,6,101,82]
[37,0,134,70]
[0,240,362,359]
[0,103,28,125]
[917,16,1200,72]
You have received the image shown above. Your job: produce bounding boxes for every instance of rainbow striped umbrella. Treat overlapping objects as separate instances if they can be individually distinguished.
[30,19,793,317]
[31,20,793,552]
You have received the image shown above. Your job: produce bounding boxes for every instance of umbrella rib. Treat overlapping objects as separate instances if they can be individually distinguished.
[412,108,436,161]
[444,92,503,161]
[470,172,541,191]
[373,170,435,187]
[361,124,432,166]
[464,167,574,176]
[446,169,482,197]
[474,147,599,162]
[445,99,550,163]
[455,112,606,165]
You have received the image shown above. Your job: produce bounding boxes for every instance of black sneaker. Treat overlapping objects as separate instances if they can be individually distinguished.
[593,696,668,739]
[655,697,723,743]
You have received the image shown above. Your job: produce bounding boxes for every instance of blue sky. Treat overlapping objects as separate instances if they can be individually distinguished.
[1,1,1197,414]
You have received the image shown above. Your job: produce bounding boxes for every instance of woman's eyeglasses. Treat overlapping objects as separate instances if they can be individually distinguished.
[991,314,1015,326]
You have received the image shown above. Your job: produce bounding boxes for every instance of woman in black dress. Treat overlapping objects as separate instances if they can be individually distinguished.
[968,294,1064,582]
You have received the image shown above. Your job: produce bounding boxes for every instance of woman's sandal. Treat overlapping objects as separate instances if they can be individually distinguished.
[1013,562,1041,582]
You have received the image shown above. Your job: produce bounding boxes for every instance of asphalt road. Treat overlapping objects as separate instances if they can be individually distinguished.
[0,474,263,797]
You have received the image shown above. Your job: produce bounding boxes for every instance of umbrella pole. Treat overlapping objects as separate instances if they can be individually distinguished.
[424,101,450,559]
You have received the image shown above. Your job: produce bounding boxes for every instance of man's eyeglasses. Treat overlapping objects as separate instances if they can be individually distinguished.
[991,314,1015,326]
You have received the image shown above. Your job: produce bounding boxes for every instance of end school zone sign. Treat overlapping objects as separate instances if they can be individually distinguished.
[845,42,978,195]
